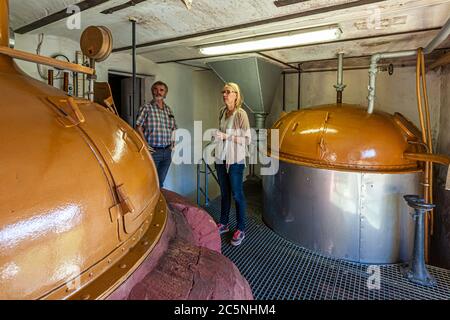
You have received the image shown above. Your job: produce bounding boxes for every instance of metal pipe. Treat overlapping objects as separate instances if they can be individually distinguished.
[88,59,95,101]
[334,52,346,104]
[337,53,343,86]
[282,72,286,112]
[47,69,54,86]
[367,19,450,114]
[424,17,450,54]
[131,18,137,128]
[367,50,416,114]
[63,72,69,93]
[297,64,301,110]
[197,163,200,206]
[73,72,78,97]
[205,161,208,206]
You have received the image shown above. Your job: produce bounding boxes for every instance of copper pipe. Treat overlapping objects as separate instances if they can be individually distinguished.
[416,48,429,258]
[63,72,69,93]
[416,48,436,260]
[48,69,54,86]
[420,51,434,236]
[404,153,450,166]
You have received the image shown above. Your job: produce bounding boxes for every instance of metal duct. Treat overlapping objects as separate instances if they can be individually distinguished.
[207,57,282,129]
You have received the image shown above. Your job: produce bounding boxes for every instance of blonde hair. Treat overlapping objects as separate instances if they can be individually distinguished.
[223,82,243,109]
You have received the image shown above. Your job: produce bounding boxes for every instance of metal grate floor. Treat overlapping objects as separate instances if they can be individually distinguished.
[204,197,450,300]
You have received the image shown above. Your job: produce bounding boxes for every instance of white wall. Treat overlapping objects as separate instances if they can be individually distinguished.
[267,67,442,147]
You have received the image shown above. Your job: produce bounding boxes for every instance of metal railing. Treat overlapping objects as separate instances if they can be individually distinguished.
[196,158,219,207]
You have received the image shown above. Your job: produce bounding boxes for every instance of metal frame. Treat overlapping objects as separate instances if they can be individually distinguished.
[196,159,219,207]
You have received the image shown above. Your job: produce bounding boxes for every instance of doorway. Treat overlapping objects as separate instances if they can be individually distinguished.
[108,72,154,128]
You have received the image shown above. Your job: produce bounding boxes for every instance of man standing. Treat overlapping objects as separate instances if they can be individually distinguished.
[136,81,177,188]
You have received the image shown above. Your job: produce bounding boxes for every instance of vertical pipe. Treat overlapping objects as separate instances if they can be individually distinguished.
[335,53,345,104]
[205,161,208,206]
[63,72,69,93]
[48,69,54,86]
[367,50,416,113]
[297,64,301,110]
[82,54,86,98]
[73,72,78,97]
[197,163,200,206]
[88,59,95,101]
[131,18,137,128]
[282,72,286,112]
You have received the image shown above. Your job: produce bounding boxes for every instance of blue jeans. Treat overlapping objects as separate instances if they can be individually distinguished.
[151,148,172,188]
[215,162,247,232]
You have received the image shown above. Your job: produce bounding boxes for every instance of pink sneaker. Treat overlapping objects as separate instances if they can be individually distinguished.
[217,223,229,235]
[231,230,245,246]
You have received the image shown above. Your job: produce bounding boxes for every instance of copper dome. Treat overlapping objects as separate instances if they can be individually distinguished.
[0,2,165,298]
[269,104,423,172]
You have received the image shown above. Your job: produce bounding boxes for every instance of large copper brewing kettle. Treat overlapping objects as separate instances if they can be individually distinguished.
[263,103,426,263]
[269,103,423,172]
[0,1,166,299]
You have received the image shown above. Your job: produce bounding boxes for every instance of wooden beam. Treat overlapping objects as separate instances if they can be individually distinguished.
[0,46,94,75]
[429,51,450,69]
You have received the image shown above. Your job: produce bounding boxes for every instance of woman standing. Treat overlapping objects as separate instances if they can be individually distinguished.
[214,82,251,246]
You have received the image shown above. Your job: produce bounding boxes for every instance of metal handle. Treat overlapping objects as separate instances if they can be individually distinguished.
[67,97,85,124]
[47,96,85,127]
[116,184,135,215]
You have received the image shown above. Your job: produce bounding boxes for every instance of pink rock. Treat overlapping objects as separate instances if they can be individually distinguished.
[108,192,253,301]
[128,239,253,300]
[162,189,221,254]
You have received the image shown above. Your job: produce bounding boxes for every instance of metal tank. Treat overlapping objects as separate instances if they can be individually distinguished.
[0,1,166,299]
[263,104,424,264]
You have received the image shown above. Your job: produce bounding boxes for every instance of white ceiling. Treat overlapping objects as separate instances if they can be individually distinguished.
[9,0,450,69]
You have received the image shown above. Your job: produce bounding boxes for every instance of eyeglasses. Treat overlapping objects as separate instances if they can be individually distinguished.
[222,90,236,94]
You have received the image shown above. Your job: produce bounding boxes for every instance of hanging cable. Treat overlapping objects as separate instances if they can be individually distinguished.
[36,33,70,80]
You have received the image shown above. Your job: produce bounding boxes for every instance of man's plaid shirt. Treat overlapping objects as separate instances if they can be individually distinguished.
[136,100,177,148]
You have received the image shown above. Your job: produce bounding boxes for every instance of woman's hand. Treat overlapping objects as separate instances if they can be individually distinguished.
[215,131,229,141]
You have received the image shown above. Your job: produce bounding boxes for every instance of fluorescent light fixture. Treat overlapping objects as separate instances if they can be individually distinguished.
[199,25,342,56]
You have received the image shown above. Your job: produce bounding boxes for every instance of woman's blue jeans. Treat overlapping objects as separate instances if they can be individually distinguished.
[215,162,247,232]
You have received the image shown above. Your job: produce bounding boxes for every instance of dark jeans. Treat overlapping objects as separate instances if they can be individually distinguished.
[215,162,247,232]
[151,147,172,188]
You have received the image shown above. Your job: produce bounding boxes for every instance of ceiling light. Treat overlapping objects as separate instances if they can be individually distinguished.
[199,25,342,56]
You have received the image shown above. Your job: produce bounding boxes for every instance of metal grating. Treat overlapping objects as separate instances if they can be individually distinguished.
[204,198,450,300]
